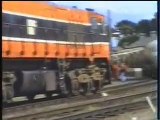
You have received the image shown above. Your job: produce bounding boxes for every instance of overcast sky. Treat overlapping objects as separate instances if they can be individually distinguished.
[51,1,157,27]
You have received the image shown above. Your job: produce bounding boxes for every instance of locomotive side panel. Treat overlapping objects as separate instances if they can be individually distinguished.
[2,11,110,59]
[44,71,57,91]
[20,71,46,94]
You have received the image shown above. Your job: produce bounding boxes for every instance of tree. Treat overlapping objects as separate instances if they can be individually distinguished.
[118,25,135,35]
[136,19,151,36]
[116,20,137,29]
[118,35,139,48]
[150,18,157,31]
[154,12,157,20]
[150,12,157,31]
[115,20,136,35]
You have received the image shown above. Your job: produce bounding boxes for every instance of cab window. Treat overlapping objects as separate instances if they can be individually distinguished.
[26,19,37,35]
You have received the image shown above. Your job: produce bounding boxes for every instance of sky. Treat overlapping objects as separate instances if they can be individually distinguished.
[50,1,157,28]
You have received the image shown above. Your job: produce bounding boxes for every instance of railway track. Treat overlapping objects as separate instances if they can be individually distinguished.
[4,79,156,108]
[3,80,156,120]
[3,89,156,120]
[3,80,156,109]
[104,105,157,120]
[101,79,156,93]
[50,95,156,120]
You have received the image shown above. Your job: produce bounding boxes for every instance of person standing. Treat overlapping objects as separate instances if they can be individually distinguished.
[119,63,128,82]
[112,62,121,81]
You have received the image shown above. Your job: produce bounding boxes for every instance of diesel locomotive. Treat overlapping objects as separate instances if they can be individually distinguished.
[2,1,111,102]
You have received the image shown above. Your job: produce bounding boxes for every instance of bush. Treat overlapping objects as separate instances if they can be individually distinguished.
[118,35,139,47]
[125,51,157,79]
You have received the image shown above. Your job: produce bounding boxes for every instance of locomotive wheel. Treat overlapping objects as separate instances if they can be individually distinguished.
[80,83,88,96]
[27,95,35,100]
[91,80,100,94]
[81,91,87,96]
[46,92,52,98]
[91,88,98,94]
[59,92,68,98]
[80,90,87,96]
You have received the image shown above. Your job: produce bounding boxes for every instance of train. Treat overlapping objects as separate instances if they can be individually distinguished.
[2,1,111,102]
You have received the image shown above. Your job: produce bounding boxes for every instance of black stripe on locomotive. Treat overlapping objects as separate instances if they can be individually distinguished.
[2,13,108,43]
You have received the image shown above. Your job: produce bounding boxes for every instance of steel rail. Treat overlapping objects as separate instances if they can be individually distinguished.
[4,80,156,110]
[3,80,156,114]
[51,97,156,120]
[3,87,156,120]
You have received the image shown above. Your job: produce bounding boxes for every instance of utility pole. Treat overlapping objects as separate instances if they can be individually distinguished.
[107,10,112,54]
[106,10,112,84]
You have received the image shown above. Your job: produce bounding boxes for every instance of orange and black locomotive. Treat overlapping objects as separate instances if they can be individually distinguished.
[2,1,111,102]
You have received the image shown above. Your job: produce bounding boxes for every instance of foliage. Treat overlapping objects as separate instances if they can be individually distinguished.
[115,20,136,35]
[116,20,137,29]
[135,19,151,36]
[125,51,157,79]
[118,35,139,48]
[115,12,157,36]
[115,12,157,48]
[150,18,157,31]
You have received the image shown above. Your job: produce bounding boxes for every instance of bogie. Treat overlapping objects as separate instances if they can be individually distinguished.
[2,58,110,103]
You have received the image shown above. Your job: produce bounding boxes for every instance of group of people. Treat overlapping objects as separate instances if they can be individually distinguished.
[111,62,128,81]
